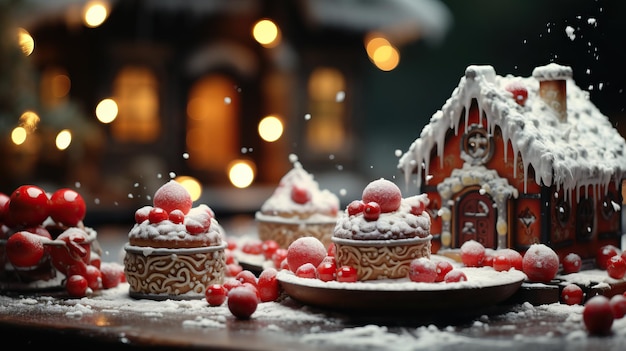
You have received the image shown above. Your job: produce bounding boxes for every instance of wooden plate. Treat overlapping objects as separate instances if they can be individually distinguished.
[277,267,526,313]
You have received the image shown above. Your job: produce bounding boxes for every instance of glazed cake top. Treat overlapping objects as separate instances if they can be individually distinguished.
[257,154,340,221]
[333,194,431,241]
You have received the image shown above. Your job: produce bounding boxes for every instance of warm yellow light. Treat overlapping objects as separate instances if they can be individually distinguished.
[365,36,390,59]
[174,176,202,202]
[96,98,118,123]
[258,115,283,142]
[228,160,256,189]
[373,45,400,71]
[252,19,280,48]
[17,28,34,56]
[83,1,109,28]
[56,129,72,150]
[11,127,27,145]
[19,110,40,132]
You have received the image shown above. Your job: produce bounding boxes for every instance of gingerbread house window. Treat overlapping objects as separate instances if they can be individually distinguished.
[555,198,571,225]
[576,198,594,241]
[461,124,493,165]
[600,193,618,219]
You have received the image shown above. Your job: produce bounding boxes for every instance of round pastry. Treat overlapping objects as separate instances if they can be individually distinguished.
[332,178,432,281]
[124,180,227,300]
[255,155,340,249]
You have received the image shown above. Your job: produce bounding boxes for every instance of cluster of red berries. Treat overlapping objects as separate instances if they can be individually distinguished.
[0,184,125,297]
[345,178,426,221]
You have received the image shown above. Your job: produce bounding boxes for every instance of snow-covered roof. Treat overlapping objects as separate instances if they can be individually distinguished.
[397,63,626,195]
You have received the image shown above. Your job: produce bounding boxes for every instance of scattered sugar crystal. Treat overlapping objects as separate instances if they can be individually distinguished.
[304,113,311,120]
[565,26,576,40]
[183,153,189,159]
[224,97,231,104]
[335,91,345,102]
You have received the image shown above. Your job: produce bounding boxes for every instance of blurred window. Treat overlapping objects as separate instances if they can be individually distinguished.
[111,66,160,143]
[186,74,239,173]
[306,67,346,154]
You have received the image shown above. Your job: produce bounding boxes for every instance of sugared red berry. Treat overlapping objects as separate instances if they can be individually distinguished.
[435,260,454,282]
[8,185,49,227]
[0,192,9,223]
[505,82,528,106]
[317,259,337,282]
[153,180,193,215]
[562,252,582,274]
[460,240,485,267]
[49,228,91,275]
[583,295,614,335]
[363,202,381,221]
[410,202,425,216]
[242,240,263,255]
[66,274,89,297]
[609,294,626,319]
[223,279,243,292]
[5,231,45,268]
[49,188,86,227]
[134,206,151,224]
[271,248,288,269]
[100,262,123,289]
[261,240,280,260]
[327,243,336,257]
[286,237,327,272]
[494,249,523,271]
[336,265,358,282]
[362,178,402,213]
[606,255,626,279]
[227,286,258,319]
[522,244,559,283]
[444,270,467,283]
[205,284,227,306]
[596,245,620,270]
[295,263,317,278]
[226,263,243,277]
[235,270,258,287]
[561,284,584,305]
[347,200,365,216]
[409,257,437,283]
[84,264,102,290]
[148,207,168,224]
[257,268,280,302]
[168,209,185,224]
[291,185,311,204]
[493,255,512,272]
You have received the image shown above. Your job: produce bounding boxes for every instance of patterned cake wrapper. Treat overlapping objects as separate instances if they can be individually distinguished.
[257,218,336,249]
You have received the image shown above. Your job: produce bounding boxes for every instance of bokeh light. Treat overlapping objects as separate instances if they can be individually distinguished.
[252,19,281,48]
[17,28,34,56]
[55,129,72,150]
[258,115,283,142]
[228,160,256,188]
[174,176,202,202]
[96,98,118,123]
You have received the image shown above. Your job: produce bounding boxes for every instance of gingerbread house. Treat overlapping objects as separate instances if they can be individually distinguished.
[397,63,626,260]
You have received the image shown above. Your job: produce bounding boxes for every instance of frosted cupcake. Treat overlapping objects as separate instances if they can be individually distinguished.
[255,155,340,249]
[124,180,227,300]
[332,178,432,281]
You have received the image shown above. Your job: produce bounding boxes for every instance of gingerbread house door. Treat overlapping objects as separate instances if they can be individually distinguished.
[456,190,496,248]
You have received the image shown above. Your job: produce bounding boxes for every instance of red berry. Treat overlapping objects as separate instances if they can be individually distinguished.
[347,200,365,216]
[493,255,511,272]
[562,253,582,274]
[223,279,243,292]
[596,245,620,270]
[410,202,425,216]
[227,286,258,319]
[460,240,485,267]
[235,270,258,287]
[84,264,102,290]
[362,178,402,213]
[363,202,381,221]
[66,275,89,297]
[153,180,193,215]
[482,254,494,268]
[66,260,88,278]
[336,265,358,282]
[100,262,123,289]
[0,192,10,223]
[409,257,437,283]
[271,248,288,268]
[205,284,227,306]
[494,249,523,271]
[316,259,337,282]
[435,260,454,282]
[327,243,336,257]
[148,207,168,224]
[134,206,151,224]
[561,284,584,305]
[286,237,327,272]
[257,268,280,302]
[444,270,467,283]
[226,263,243,277]
[583,295,614,335]
[606,255,626,279]
[8,185,49,227]
[522,244,559,283]
[291,185,311,204]
[5,231,46,268]
[261,240,280,260]
[609,294,626,319]
[89,251,101,269]
[49,188,86,227]
[168,209,185,224]
[505,82,528,106]
[242,241,263,255]
[295,263,317,278]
